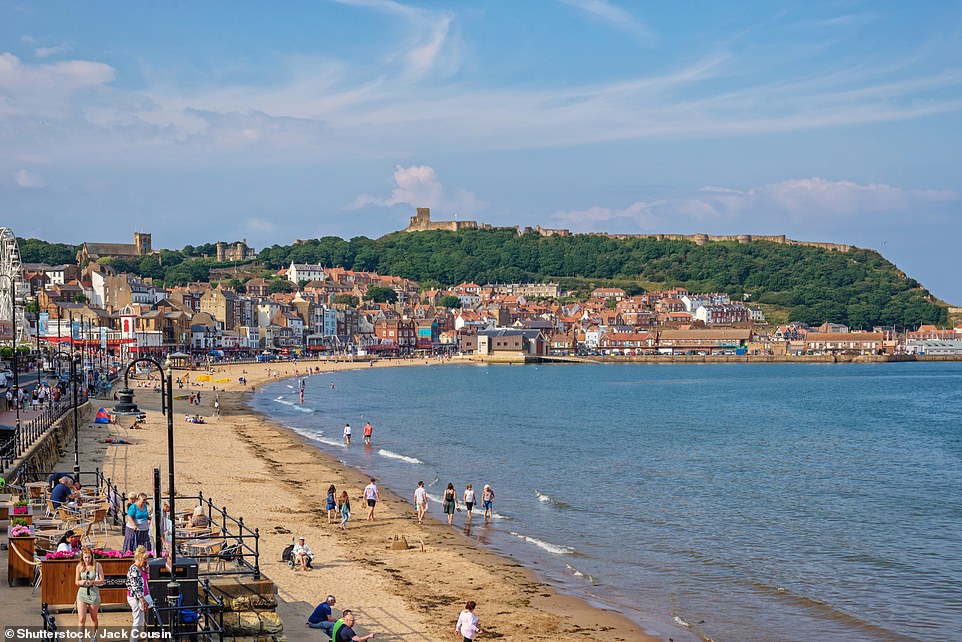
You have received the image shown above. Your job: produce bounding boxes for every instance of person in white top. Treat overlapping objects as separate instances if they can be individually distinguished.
[463,484,476,523]
[363,479,379,521]
[292,536,314,571]
[343,423,352,445]
[455,601,483,641]
[413,481,429,525]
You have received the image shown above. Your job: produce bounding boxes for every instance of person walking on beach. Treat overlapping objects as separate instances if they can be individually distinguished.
[362,421,373,445]
[343,423,352,445]
[463,484,476,523]
[482,485,495,524]
[414,481,429,525]
[443,483,459,525]
[455,601,483,641]
[326,485,337,524]
[338,491,351,530]
[363,479,379,520]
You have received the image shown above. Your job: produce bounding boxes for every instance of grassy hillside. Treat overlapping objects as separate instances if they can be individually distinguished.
[256,229,946,328]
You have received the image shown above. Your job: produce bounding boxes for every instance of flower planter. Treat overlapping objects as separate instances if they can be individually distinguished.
[8,535,35,587]
[41,556,137,605]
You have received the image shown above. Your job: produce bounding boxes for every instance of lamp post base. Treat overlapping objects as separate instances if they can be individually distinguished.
[167,579,180,634]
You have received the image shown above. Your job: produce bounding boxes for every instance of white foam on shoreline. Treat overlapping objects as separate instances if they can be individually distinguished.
[314,436,347,448]
[284,424,323,437]
[509,531,574,555]
[273,397,314,413]
[377,449,424,465]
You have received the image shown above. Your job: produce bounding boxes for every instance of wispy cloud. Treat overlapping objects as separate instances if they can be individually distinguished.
[34,44,71,59]
[559,0,656,45]
[334,0,459,79]
[13,169,45,188]
[552,178,959,233]
[349,164,484,215]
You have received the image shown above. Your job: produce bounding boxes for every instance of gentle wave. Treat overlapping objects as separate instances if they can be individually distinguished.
[284,424,323,437]
[377,449,424,465]
[273,397,314,413]
[509,531,574,555]
[535,490,572,509]
[314,436,347,448]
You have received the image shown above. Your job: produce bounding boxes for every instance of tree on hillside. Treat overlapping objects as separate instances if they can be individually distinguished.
[439,295,462,308]
[365,286,398,303]
[267,279,296,294]
[333,294,359,307]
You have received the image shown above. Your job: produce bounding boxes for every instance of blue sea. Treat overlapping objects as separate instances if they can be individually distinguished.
[251,362,962,641]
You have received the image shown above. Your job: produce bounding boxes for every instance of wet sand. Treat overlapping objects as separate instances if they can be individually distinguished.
[89,358,658,641]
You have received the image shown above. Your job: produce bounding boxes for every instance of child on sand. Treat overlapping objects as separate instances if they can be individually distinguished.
[338,491,351,530]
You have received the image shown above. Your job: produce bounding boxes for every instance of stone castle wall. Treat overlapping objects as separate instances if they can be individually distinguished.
[404,208,852,252]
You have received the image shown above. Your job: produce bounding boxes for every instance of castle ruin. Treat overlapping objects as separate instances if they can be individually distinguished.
[403,208,851,252]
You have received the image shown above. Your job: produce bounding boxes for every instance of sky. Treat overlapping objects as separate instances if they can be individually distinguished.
[1,1,961,303]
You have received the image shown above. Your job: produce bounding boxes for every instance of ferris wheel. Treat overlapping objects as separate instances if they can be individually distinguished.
[0,226,30,347]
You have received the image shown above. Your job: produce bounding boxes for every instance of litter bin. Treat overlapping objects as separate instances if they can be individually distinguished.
[147,557,199,630]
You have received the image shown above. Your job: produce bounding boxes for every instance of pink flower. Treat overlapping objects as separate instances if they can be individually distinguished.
[10,525,31,537]
[12,506,28,515]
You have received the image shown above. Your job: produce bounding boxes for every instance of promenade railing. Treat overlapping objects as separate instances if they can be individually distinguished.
[174,491,261,580]
[150,578,225,641]
[89,472,260,580]
[0,390,88,476]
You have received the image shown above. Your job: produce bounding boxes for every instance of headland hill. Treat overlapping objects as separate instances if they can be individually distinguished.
[10,205,959,363]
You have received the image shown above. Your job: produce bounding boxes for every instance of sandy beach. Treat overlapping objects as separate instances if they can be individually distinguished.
[79,357,657,642]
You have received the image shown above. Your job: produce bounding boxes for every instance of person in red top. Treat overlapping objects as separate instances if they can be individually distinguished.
[362,422,373,445]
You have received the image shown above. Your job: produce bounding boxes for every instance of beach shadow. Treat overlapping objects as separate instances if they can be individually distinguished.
[355,605,437,641]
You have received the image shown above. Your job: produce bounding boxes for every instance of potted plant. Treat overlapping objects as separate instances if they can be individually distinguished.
[12,499,29,515]
[9,524,31,538]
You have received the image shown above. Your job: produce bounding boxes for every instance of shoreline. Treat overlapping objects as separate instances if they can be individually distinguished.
[90,358,661,642]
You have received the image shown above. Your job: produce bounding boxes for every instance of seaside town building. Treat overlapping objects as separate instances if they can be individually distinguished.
[17,228,947,361]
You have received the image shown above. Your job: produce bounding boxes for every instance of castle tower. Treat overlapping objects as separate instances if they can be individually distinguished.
[216,242,226,262]
[133,232,152,255]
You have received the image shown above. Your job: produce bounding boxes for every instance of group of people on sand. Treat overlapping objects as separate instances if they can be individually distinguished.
[323,478,381,530]
[414,481,495,526]
[306,595,484,641]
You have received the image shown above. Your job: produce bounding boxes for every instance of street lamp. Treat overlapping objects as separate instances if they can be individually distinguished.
[113,355,178,635]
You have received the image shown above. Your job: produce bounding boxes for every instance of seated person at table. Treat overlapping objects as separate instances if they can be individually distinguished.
[307,594,337,634]
[51,477,79,509]
[48,472,76,490]
[189,505,210,528]
[292,536,314,571]
[56,530,84,554]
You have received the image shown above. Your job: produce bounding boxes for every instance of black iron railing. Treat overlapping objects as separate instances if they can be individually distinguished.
[0,391,88,475]
[89,472,260,580]
[167,491,261,580]
[149,578,225,641]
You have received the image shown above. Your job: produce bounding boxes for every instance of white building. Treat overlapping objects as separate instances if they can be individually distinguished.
[287,262,327,284]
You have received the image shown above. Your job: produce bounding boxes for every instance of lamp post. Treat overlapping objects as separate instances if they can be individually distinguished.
[114,356,178,634]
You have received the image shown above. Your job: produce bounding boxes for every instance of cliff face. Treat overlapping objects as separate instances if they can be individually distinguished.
[403,208,852,252]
